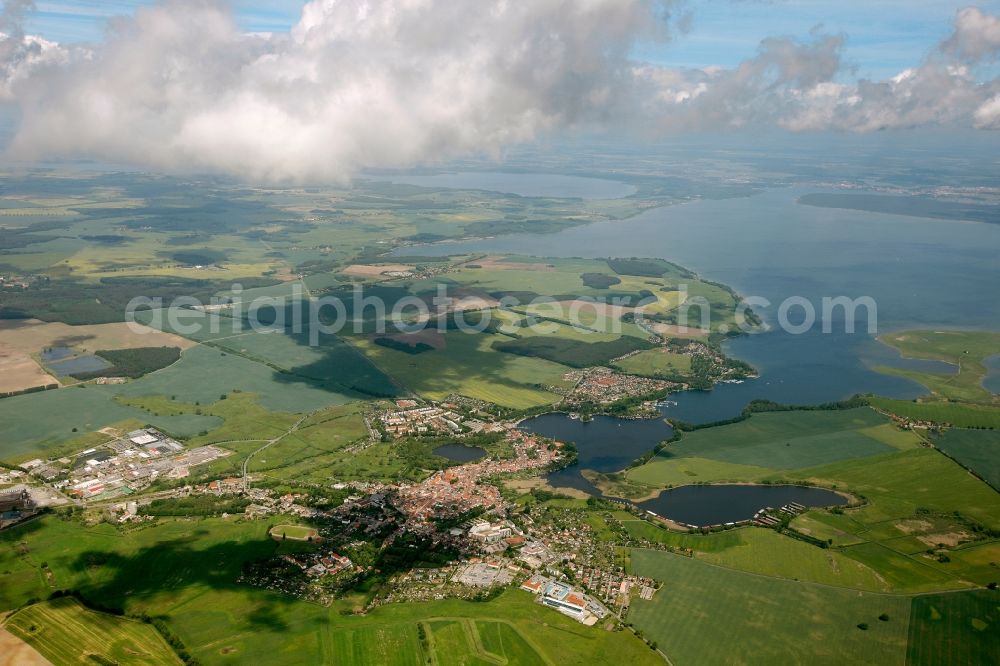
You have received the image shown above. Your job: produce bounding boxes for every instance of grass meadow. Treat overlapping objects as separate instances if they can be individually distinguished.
[4,597,181,666]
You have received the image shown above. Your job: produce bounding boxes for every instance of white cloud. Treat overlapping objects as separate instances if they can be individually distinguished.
[943,6,1000,62]
[1,1,999,182]
[974,93,1000,128]
[1,0,672,181]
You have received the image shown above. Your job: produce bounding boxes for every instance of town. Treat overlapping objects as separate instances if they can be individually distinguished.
[1,391,670,628]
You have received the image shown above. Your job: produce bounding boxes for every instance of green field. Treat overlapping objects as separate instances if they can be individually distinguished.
[613,348,692,376]
[0,517,660,666]
[930,428,1000,491]
[347,330,570,408]
[876,330,1000,403]
[0,341,363,461]
[616,515,888,589]
[0,385,148,460]
[628,548,912,665]
[492,334,651,368]
[204,329,400,398]
[427,619,547,666]
[4,597,181,665]
[788,448,1000,532]
[906,590,1000,665]
[695,527,889,590]
[625,408,918,491]
[115,344,360,411]
[869,396,1000,429]
[782,449,1000,591]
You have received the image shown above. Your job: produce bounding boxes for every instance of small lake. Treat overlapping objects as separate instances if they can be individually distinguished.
[369,171,637,200]
[47,355,112,377]
[433,444,487,462]
[638,484,848,527]
[40,346,77,362]
[519,413,673,494]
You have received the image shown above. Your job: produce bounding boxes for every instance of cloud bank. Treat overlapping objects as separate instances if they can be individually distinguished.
[1,1,999,181]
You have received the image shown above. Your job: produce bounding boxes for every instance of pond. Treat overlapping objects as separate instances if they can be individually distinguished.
[46,354,112,377]
[40,346,77,362]
[518,413,673,494]
[432,443,487,462]
[637,484,848,528]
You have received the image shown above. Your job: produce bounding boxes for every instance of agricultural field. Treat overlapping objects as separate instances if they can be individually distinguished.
[325,253,756,408]
[783,449,1000,591]
[113,344,358,412]
[929,428,1000,490]
[694,527,889,590]
[617,516,895,591]
[4,597,181,666]
[0,317,194,392]
[492,333,652,367]
[623,408,919,492]
[0,342,356,461]
[426,619,545,666]
[875,330,1000,404]
[0,343,56,394]
[868,396,1000,429]
[203,329,401,399]
[0,385,152,460]
[0,628,49,666]
[613,347,692,376]
[906,590,1000,666]
[346,329,570,408]
[788,448,1000,533]
[628,548,912,665]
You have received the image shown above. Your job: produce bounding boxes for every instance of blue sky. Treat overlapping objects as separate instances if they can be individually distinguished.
[22,1,1000,80]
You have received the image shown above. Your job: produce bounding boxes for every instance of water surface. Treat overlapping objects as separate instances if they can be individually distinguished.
[519,413,673,494]
[47,355,112,377]
[433,443,487,462]
[40,346,76,362]
[638,484,848,527]
[396,187,1000,422]
[371,171,637,199]
[984,354,1000,394]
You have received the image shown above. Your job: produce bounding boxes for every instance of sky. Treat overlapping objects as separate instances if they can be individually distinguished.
[23,0,998,79]
[3,1,1000,182]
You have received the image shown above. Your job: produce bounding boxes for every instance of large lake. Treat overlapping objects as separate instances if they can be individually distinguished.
[397,185,1000,423]
[637,484,848,527]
